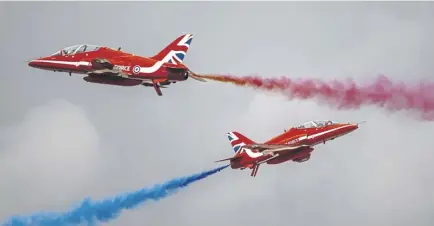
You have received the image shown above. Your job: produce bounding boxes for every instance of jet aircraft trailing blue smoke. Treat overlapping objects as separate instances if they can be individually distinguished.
[2,165,229,226]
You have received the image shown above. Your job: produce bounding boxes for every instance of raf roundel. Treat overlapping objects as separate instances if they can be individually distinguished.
[132,65,141,74]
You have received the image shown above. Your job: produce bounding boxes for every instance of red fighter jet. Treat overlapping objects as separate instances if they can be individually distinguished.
[27,34,206,96]
[216,120,364,177]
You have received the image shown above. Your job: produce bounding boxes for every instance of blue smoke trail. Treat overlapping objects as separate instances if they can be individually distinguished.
[2,165,229,226]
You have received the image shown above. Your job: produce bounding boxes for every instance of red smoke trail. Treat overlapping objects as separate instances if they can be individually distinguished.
[197,74,434,120]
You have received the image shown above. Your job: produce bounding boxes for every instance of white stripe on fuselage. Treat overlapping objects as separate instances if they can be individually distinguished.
[32,51,185,75]
[31,58,163,74]
[31,60,91,67]
[139,50,188,72]
[31,35,193,74]
[242,148,264,158]
[233,142,264,158]
[308,124,354,141]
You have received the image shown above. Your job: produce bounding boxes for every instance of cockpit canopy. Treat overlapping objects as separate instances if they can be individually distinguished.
[51,44,101,56]
[294,120,339,129]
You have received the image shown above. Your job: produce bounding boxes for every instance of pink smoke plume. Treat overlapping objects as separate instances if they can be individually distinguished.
[197,74,434,120]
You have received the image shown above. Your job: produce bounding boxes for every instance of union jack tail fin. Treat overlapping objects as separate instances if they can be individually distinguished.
[150,33,194,65]
[226,132,255,154]
[219,132,263,177]
[215,132,256,163]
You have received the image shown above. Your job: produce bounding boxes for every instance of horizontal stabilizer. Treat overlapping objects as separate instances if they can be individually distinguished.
[189,73,207,82]
[188,71,207,82]
[215,155,242,163]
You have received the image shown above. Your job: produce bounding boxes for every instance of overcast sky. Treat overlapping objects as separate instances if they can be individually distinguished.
[1,2,434,226]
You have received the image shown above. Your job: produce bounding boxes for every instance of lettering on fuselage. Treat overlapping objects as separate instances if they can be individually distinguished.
[114,65,130,71]
[287,138,299,145]
[287,134,308,145]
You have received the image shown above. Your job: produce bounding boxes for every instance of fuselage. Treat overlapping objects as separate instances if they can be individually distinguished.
[267,122,358,147]
[231,121,359,169]
[28,45,189,86]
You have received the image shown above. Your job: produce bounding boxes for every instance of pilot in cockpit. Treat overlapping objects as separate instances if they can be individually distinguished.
[316,121,326,127]
[62,49,74,56]
[58,45,99,56]
[60,45,80,56]
[315,120,335,127]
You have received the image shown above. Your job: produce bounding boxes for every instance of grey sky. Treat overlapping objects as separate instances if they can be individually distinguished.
[1,2,434,226]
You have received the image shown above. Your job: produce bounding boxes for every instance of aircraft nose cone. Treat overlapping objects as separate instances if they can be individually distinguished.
[28,59,44,69]
[347,123,359,132]
[28,60,36,67]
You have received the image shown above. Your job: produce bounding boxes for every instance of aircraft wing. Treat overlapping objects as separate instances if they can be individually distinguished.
[188,72,207,82]
[243,143,310,155]
[88,58,132,77]
[90,58,115,70]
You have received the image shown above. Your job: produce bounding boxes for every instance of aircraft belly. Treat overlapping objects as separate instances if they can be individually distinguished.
[128,72,166,80]
[266,154,293,165]
[129,68,188,81]
[83,75,142,86]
